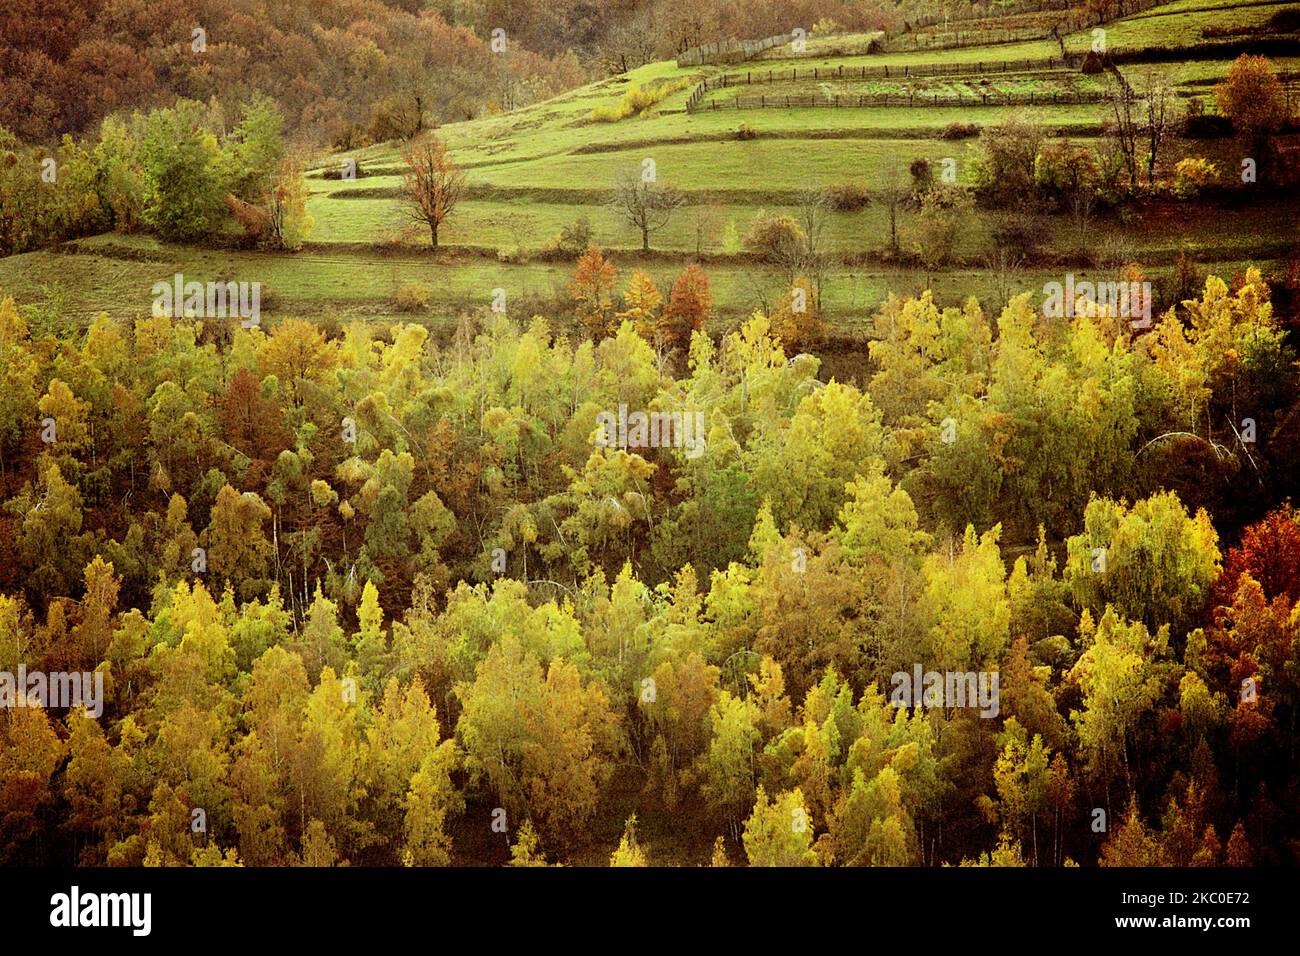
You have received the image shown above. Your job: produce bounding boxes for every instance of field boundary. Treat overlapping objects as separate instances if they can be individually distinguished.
[685,55,1094,112]
[875,0,1175,53]
[698,89,1109,111]
[677,34,791,68]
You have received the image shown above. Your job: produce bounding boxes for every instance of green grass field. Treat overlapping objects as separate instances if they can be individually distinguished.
[1,228,1280,338]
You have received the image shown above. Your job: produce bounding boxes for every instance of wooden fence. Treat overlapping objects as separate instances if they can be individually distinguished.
[681,0,1224,109]
[690,76,1298,114]
[677,34,790,68]
[878,25,1077,51]
[685,55,1085,112]
[876,0,1173,53]
[676,0,1099,66]
[711,55,1077,88]
[901,0,1077,33]
[704,89,1109,111]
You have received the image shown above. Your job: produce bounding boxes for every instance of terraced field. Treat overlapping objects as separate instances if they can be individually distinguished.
[1,0,1296,334]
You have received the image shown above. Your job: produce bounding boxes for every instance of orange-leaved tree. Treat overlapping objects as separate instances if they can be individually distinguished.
[400,134,466,249]
[569,244,618,340]
[661,263,711,352]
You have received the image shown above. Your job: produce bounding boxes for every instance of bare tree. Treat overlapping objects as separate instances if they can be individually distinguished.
[1105,64,1141,192]
[878,166,908,255]
[658,0,721,56]
[1099,234,1136,271]
[400,135,466,249]
[795,189,830,257]
[791,188,832,300]
[984,246,1026,310]
[687,203,725,257]
[1050,21,1067,60]
[1140,69,1174,189]
[742,267,777,319]
[610,170,685,253]
[600,13,658,75]
[1070,187,1097,263]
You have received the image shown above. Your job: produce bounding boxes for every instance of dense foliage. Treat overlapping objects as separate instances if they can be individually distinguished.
[1,263,1297,866]
[0,0,584,145]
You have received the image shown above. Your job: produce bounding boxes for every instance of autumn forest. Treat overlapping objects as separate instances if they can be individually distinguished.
[1,0,1299,876]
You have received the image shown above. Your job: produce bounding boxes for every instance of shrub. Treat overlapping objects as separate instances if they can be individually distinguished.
[1080,51,1106,74]
[914,185,974,271]
[225,194,270,245]
[1267,8,1300,31]
[742,211,805,261]
[827,181,871,211]
[1033,141,1100,207]
[736,122,759,140]
[555,216,593,255]
[368,96,423,141]
[497,245,529,264]
[940,122,979,140]
[1094,143,1132,206]
[770,276,825,353]
[910,159,935,199]
[394,283,431,312]
[1172,157,1219,199]
[591,79,692,122]
[1183,112,1234,139]
[971,115,1043,208]
[991,212,1041,260]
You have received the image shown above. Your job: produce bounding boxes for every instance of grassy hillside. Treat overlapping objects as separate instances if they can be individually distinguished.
[2,0,1296,333]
